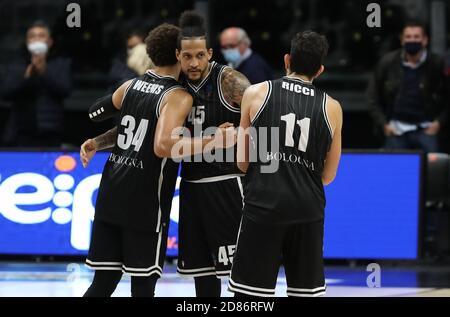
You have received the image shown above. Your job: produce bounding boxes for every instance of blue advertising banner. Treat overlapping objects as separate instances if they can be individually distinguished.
[0,151,421,259]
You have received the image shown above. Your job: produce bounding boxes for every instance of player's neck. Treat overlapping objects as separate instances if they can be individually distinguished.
[187,62,212,85]
[199,62,212,81]
[287,73,313,83]
[152,66,180,80]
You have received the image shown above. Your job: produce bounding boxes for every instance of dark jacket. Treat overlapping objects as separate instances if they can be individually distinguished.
[1,55,72,143]
[108,57,138,93]
[237,51,273,84]
[367,49,448,133]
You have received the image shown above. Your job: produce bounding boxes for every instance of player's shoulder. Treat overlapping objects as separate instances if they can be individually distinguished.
[326,95,342,111]
[243,81,271,110]
[119,78,136,92]
[243,81,269,100]
[248,80,271,94]
[166,86,193,104]
[220,66,250,84]
[325,94,343,124]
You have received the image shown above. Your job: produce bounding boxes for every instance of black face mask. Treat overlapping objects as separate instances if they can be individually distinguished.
[404,42,423,55]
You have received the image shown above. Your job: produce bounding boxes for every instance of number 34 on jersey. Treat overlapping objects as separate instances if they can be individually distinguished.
[117,115,149,152]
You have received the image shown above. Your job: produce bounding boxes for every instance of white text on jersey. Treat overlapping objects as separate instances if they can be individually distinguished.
[133,80,164,95]
[282,81,315,96]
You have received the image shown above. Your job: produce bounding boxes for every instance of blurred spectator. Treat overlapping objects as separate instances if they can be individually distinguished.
[220,27,273,84]
[445,50,450,77]
[108,30,154,92]
[367,20,448,152]
[0,21,72,147]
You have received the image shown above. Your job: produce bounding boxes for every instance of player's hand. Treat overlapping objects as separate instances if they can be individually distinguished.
[218,122,235,129]
[384,124,395,137]
[80,139,98,168]
[214,123,237,149]
[425,120,440,136]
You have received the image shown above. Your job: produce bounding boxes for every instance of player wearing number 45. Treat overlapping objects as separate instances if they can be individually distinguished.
[229,31,342,297]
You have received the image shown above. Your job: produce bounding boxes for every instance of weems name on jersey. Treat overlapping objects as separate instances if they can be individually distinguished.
[282,81,315,96]
[132,80,164,95]
[108,153,144,169]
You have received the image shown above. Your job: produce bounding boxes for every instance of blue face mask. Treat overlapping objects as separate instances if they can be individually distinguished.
[222,48,241,65]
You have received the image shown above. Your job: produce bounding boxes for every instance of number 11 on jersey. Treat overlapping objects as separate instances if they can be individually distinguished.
[281,113,310,152]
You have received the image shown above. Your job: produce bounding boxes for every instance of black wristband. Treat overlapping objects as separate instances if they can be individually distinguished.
[88,94,119,122]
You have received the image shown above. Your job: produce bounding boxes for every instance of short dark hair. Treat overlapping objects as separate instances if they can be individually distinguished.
[403,19,428,36]
[177,10,210,49]
[145,23,180,67]
[28,20,51,36]
[290,31,329,78]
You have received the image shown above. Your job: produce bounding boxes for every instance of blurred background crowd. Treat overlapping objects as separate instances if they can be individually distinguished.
[0,0,448,153]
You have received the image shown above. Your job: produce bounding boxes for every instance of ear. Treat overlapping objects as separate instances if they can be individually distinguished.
[423,35,429,47]
[314,65,325,80]
[207,48,213,61]
[284,54,291,74]
[176,49,181,62]
[238,42,247,55]
[48,37,54,48]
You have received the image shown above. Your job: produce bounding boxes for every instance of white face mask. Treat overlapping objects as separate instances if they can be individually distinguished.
[27,41,48,55]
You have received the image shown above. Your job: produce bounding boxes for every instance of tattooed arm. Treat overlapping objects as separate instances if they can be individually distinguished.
[81,79,132,167]
[220,68,251,107]
[94,127,118,150]
[80,127,118,168]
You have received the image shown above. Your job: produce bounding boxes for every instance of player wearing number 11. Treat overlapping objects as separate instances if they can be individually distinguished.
[229,31,343,297]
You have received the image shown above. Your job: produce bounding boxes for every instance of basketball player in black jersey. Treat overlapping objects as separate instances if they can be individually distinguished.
[228,31,343,297]
[81,11,250,297]
[174,11,251,297]
[80,24,234,297]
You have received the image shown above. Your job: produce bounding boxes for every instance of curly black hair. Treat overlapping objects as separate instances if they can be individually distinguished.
[145,23,180,67]
[290,31,329,77]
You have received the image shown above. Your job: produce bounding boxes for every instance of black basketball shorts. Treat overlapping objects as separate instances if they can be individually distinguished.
[228,213,326,297]
[177,176,244,278]
[86,219,168,277]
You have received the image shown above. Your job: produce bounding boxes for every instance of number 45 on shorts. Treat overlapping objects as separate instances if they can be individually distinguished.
[218,245,236,266]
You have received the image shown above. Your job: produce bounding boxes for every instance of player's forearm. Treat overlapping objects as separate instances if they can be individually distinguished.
[93,127,118,151]
[237,161,249,173]
[155,135,213,159]
[322,172,336,186]
[236,130,250,173]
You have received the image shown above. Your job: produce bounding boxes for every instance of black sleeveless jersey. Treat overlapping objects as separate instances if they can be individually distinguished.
[244,76,333,224]
[95,70,182,232]
[180,61,243,181]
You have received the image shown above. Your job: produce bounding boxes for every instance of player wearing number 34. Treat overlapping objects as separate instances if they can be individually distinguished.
[79,24,235,297]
